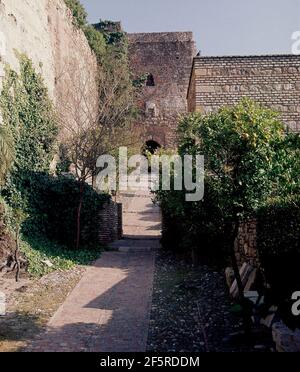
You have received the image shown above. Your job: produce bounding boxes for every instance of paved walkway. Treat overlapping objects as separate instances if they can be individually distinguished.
[27,178,160,352]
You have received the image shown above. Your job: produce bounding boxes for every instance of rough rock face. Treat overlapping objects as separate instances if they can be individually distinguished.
[0,0,97,125]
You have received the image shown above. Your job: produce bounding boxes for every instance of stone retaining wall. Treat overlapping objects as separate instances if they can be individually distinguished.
[99,201,123,245]
[0,0,97,131]
[236,219,259,267]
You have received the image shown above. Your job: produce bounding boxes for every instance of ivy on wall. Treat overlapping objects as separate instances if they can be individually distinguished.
[0,53,108,270]
[0,53,58,174]
[0,53,58,228]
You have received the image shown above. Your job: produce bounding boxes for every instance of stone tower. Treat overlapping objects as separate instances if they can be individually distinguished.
[128,32,196,149]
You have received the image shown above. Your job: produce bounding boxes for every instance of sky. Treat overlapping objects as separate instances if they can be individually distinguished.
[81,0,300,56]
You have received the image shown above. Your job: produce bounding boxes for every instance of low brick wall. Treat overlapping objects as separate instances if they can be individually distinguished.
[99,201,123,245]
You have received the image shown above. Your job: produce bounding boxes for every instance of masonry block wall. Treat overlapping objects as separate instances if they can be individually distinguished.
[188,55,300,132]
[236,219,258,268]
[128,32,196,148]
[99,201,123,245]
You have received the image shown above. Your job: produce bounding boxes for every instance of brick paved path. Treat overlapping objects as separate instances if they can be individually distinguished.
[27,178,160,352]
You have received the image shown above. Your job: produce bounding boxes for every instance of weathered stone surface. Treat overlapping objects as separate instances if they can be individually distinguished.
[128,32,196,148]
[272,322,300,352]
[0,291,6,316]
[0,0,97,128]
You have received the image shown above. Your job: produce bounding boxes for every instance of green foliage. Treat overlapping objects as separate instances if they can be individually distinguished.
[94,20,124,46]
[179,99,286,219]
[63,2,107,62]
[155,99,298,264]
[64,0,88,28]
[258,195,300,259]
[0,53,59,227]
[0,53,108,283]
[157,176,229,265]
[0,125,15,185]
[272,132,300,197]
[0,54,58,174]
[18,173,110,249]
[257,195,300,328]
[83,25,106,61]
[20,235,101,277]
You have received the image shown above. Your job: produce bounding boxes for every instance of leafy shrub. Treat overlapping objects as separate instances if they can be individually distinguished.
[84,25,106,61]
[257,195,300,328]
[156,100,288,264]
[0,54,58,175]
[0,125,15,185]
[158,177,229,266]
[65,0,88,28]
[18,173,110,249]
[0,54,109,251]
[20,235,101,277]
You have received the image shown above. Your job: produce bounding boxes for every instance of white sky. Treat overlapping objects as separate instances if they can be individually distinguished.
[81,0,300,56]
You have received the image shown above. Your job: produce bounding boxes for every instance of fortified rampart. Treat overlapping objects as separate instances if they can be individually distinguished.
[188,55,300,132]
[128,32,196,148]
[0,0,97,126]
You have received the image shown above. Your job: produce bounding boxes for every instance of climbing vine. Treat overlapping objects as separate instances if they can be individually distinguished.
[0,53,58,174]
[0,53,58,231]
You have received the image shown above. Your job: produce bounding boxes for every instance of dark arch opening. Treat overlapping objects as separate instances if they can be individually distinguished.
[146,74,155,87]
[142,140,161,155]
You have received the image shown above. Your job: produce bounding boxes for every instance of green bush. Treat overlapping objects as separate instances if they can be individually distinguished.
[20,235,102,277]
[158,176,230,266]
[84,25,106,61]
[257,196,300,328]
[0,54,58,175]
[17,173,110,249]
[156,100,288,263]
[64,0,88,28]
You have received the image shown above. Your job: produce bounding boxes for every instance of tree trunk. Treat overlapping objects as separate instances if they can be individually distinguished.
[230,221,245,301]
[15,228,20,282]
[76,182,84,250]
[230,220,252,336]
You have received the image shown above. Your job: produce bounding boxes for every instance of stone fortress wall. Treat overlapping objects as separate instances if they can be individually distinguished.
[128,32,197,148]
[188,55,300,132]
[0,0,97,122]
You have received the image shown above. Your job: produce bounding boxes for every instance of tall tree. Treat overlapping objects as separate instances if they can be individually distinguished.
[57,41,138,248]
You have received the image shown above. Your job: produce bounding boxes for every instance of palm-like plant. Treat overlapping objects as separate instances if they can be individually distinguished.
[0,124,15,184]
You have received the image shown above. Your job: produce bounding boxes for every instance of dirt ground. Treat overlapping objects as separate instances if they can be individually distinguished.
[0,267,85,352]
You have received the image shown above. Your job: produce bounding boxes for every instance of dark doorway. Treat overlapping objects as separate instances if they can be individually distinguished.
[146,74,155,87]
[142,140,161,155]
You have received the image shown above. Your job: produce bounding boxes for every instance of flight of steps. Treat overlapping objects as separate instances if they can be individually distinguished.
[111,174,162,252]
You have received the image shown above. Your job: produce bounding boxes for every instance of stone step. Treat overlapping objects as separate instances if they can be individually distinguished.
[110,239,161,250]
[122,215,161,228]
[118,246,157,253]
[123,226,161,238]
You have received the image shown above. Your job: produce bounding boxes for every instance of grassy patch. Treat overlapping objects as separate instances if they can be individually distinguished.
[20,236,102,277]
